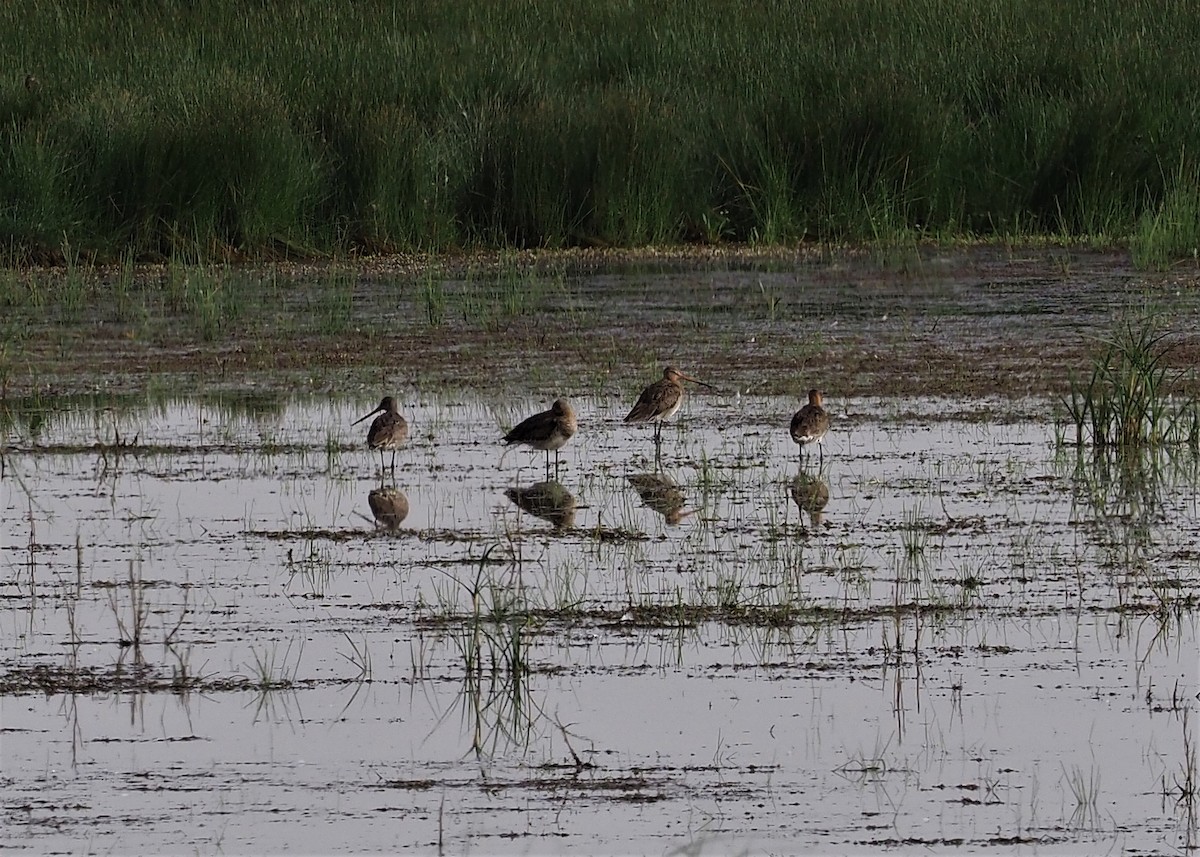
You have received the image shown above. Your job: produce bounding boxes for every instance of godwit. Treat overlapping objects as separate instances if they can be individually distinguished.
[502,398,577,478]
[353,396,409,476]
[624,366,712,445]
[790,389,830,466]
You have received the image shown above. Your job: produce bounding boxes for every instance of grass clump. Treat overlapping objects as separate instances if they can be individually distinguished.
[5,1,1200,261]
[1131,157,1200,271]
[1064,314,1200,449]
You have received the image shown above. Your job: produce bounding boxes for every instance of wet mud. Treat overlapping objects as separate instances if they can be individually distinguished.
[5,245,1200,402]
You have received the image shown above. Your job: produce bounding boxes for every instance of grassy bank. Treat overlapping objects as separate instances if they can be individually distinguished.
[4,0,1200,263]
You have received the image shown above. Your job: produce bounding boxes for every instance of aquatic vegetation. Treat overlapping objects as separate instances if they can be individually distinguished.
[421,270,446,327]
[105,559,150,648]
[1132,158,1200,271]
[5,3,1200,259]
[338,632,373,683]
[314,266,356,334]
[1063,313,1200,449]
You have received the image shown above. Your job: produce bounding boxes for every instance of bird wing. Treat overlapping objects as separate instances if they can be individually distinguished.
[624,380,678,423]
[504,409,550,444]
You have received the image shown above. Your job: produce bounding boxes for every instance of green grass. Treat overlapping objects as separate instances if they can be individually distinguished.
[1131,157,1200,270]
[4,1,1200,262]
[1064,313,1200,449]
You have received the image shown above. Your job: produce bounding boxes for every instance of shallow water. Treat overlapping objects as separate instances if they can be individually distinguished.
[2,391,1198,854]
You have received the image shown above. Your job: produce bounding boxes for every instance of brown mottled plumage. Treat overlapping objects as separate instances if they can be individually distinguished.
[789,389,830,466]
[353,396,409,476]
[624,367,712,444]
[502,398,577,477]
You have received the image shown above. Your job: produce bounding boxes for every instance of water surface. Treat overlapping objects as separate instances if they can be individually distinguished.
[3,390,1197,853]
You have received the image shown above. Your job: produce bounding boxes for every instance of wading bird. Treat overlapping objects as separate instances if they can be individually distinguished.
[790,389,830,467]
[624,366,713,446]
[353,396,409,477]
[502,398,577,478]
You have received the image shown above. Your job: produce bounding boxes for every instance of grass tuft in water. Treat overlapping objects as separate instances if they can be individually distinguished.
[421,270,446,327]
[1063,313,1200,449]
[1131,157,1200,271]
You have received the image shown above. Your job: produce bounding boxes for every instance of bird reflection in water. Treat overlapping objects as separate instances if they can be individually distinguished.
[368,487,410,531]
[789,471,829,529]
[504,481,576,532]
[628,471,692,525]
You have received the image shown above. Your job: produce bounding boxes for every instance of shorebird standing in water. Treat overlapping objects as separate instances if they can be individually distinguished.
[502,398,577,478]
[624,366,713,446]
[790,388,830,467]
[353,396,409,477]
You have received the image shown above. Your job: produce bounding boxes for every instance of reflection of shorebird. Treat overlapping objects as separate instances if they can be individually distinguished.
[353,396,408,477]
[624,366,713,446]
[504,480,576,531]
[502,398,577,478]
[790,471,829,528]
[368,487,410,531]
[790,389,831,466]
[628,472,691,525]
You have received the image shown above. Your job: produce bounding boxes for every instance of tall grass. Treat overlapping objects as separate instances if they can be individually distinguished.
[4,1,1200,260]
[1063,314,1200,449]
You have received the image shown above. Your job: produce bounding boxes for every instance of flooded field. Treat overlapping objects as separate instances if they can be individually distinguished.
[3,385,1198,854]
[2,249,1200,853]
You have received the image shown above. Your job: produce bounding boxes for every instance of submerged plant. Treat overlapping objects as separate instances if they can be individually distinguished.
[900,504,929,560]
[108,558,150,648]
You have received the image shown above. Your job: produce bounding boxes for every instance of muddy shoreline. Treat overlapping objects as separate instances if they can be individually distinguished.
[5,245,1200,403]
